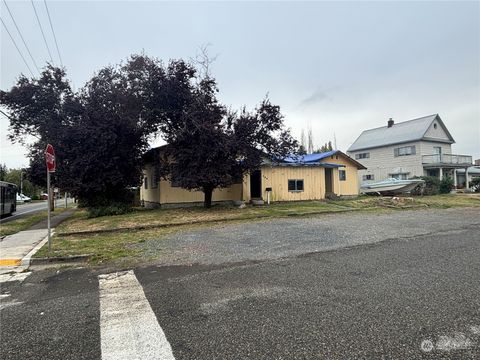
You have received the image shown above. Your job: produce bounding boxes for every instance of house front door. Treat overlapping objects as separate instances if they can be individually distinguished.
[325,168,333,194]
[250,170,262,199]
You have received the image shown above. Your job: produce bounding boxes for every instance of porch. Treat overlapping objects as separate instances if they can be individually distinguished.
[422,154,473,188]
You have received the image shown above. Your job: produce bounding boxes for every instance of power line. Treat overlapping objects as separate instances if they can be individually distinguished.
[0,17,35,77]
[43,0,63,67]
[2,0,40,73]
[31,0,53,64]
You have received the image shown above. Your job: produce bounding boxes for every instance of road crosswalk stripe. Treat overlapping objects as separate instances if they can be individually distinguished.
[99,270,175,360]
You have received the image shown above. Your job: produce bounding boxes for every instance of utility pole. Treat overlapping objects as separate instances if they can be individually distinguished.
[20,170,23,195]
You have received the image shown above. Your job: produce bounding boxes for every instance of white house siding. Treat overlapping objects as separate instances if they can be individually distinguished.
[419,141,452,158]
[423,120,452,141]
[348,140,457,186]
[348,141,425,185]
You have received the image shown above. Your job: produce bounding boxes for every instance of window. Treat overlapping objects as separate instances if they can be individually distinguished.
[433,123,437,129]
[144,177,148,189]
[355,152,370,160]
[362,174,375,181]
[288,179,304,192]
[339,170,346,181]
[390,173,409,180]
[151,172,159,189]
[394,145,416,157]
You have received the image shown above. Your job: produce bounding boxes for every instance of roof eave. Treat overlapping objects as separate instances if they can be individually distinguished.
[325,150,367,170]
[347,136,435,152]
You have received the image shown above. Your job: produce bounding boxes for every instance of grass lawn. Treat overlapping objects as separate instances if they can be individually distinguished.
[55,201,360,235]
[0,207,70,237]
[33,193,480,265]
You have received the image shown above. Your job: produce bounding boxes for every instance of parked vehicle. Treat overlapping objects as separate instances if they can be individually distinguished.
[16,193,32,203]
[0,181,17,216]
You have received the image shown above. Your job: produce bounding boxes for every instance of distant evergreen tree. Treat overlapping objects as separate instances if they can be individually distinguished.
[313,141,334,153]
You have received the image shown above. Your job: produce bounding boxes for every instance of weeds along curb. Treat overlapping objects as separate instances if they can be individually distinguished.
[56,208,364,237]
[29,254,93,265]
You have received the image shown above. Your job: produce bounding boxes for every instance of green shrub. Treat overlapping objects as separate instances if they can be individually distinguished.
[470,177,480,192]
[439,176,454,194]
[410,176,440,195]
[87,202,134,218]
[77,189,136,217]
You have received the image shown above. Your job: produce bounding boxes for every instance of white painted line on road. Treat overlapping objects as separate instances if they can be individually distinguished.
[0,300,24,310]
[1,206,47,221]
[0,271,32,284]
[98,270,175,360]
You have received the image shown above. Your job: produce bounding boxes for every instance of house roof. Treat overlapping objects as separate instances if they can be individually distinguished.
[347,114,455,152]
[144,146,366,170]
[456,166,480,175]
[282,150,367,169]
[282,150,338,163]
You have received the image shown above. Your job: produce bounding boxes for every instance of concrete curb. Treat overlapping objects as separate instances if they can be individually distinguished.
[29,254,93,265]
[20,230,55,267]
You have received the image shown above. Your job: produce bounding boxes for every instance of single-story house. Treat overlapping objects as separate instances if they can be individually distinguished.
[140,148,366,208]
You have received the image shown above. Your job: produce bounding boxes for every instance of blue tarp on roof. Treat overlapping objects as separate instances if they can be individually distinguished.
[282,150,339,164]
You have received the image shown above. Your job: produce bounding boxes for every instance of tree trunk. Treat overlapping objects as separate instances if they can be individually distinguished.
[204,187,213,208]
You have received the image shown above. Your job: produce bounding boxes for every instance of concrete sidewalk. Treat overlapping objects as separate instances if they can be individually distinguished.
[0,209,75,272]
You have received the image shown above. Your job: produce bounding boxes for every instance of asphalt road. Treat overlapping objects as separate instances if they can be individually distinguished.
[1,208,479,359]
[0,199,74,224]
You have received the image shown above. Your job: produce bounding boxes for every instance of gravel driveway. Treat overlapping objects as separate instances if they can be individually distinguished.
[139,207,479,265]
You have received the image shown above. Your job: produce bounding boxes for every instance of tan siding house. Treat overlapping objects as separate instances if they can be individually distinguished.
[141,150,365,207]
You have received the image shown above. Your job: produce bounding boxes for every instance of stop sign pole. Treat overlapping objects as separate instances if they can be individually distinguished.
[45,144,56,254]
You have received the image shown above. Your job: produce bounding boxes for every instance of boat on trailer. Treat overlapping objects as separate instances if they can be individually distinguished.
[360,178,425,195]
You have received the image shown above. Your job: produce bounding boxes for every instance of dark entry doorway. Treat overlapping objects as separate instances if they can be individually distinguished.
[250,170,262,198]
[325,168,333,193]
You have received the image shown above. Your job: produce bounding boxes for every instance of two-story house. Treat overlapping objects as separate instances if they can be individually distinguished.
[347,114,473,188]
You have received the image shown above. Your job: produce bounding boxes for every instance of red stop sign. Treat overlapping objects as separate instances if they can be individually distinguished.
[45,144,56,173]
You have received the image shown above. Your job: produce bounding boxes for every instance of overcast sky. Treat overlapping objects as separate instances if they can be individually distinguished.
[1,0,479,168]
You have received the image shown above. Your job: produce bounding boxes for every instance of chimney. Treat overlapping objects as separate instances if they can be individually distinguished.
[387,118,394,128]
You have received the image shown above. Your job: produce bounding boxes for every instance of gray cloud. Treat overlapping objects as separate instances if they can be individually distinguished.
[299,88,333,108]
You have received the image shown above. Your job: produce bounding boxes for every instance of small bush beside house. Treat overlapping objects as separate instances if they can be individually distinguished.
[470,178,480,192]
[439,176,454,194]
[410,176,440,195]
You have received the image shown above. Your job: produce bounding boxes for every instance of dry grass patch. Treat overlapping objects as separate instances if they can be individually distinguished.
[56,201,353,235]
